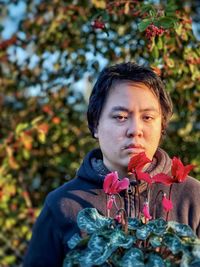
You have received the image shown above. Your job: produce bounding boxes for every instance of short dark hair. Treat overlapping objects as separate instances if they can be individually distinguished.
[87,62,173,138]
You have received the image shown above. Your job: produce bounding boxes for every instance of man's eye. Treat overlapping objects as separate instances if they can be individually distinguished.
[143,115,154,121]
[113,115,128,122]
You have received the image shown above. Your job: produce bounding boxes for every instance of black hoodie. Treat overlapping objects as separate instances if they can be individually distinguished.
[23,148,200,267]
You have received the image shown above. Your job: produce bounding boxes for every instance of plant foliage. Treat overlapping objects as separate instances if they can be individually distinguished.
[64,208,200,267]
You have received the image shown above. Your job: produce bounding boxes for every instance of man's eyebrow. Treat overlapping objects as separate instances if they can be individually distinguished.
[110,106,160,113]
[140,107,160,113]
[110,106,129,112]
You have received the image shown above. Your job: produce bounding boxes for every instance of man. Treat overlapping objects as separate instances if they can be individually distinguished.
[23,62,200,267]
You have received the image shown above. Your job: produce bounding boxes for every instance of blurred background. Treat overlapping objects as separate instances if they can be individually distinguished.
[0,0,199,266]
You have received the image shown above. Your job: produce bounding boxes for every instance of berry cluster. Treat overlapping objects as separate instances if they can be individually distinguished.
[145,24,165,40]
[91,19,105,30]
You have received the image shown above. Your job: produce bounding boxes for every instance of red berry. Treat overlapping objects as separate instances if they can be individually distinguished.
[91,20,105,29]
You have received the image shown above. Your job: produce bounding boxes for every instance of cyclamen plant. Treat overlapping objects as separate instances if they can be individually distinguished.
[63,153,200,267]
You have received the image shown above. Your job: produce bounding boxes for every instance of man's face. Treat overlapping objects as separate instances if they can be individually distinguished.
[95,81,162,177]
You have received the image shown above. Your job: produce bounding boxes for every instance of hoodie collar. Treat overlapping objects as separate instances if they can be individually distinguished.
[76,147,172,188]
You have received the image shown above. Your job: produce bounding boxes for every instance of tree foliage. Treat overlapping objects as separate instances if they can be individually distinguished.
[0,0,199,266]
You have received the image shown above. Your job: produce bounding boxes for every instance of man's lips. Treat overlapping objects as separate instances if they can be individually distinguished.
[123,144,145,154]
[123,144,144,149]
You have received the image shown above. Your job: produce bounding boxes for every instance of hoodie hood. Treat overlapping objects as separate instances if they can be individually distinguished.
[76,148,109,186]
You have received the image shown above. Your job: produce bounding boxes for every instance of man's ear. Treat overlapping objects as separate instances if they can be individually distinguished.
[94,128,98,138]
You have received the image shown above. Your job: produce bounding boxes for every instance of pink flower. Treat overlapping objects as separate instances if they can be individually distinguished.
[142,202,152,220]
[107,196,114,210]
[171,157,194,182]
[162,194,173,212]
[115,214,122,223]
[103,172,129,195]
[136,171,153,184]
[128,152,151,173]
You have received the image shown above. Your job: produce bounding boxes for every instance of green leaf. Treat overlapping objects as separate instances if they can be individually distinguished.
[152,45,159,59]
[157,37,163,50]
[91,10,109,21]
[110,229,136,249]
[88,233,108,252]
[192,242,200,259]
[168,221,197,238]
[121,248,145,267]
[79,247,115,266]
[138,19,152,32]
[166,2,178,13]
[163,233,182,254]
[146,253,165,267]
[63,250,82,267]
[156,17,177,29]
[149,235,162,248]
[148,218,167,236]
[38,131,46,144]
[67,233,82,249]
[141,4,155,14]
[88,228,136,252]
[22,149,31,160]
[180,252,193,267]
[77,208,112,234]
[136,225,150,240]
[189,260,200,267]
[31,116,44,125]
[15,123,29,135]
[128,217,142,230]
[182,239,200,260]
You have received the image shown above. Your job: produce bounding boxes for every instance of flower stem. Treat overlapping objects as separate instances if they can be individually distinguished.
[135,172,141,218]
[152,189,163,219]
[114,193,123,210]
[117,208,128,234]
[166,185,173,221]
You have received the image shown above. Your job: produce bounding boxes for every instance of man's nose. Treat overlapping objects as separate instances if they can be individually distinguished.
[126,117,143,137]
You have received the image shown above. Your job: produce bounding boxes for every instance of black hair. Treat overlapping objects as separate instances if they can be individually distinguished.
[87,62,173,138]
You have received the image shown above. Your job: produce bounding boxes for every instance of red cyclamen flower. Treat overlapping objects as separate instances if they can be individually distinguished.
[152,173,175,186]
[128,152,151,173]
[142,202,152,220]
[162,194,173,212]
[136,171,153,184]
[103,172,129,195]
[171,157,194,182]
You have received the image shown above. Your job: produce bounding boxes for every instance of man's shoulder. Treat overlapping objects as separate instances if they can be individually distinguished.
[185,176,200,187]
[46,178,81,204]
[175,176,200,200]
[45,176,99,215]
[41,178,83,227]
